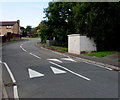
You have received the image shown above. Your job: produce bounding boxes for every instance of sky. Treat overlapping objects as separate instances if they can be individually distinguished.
[0,1,51,28]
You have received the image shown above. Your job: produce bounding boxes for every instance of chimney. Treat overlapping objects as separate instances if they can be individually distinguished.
[17,20,20,24]
[17,20,20,34]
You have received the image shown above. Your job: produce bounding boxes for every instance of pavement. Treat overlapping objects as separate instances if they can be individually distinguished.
[36,42,120,71]
[1,38,119,99]
[0,38,9,100]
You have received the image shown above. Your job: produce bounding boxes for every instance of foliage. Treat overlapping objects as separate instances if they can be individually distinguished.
[25,25,32,34]
[73,2,120,51]
[20,27,27,37]
[41,2,77,46]
[37,21,50,43]
[39,2,120,51]
[20,26,37,37]
[84,51,117,58]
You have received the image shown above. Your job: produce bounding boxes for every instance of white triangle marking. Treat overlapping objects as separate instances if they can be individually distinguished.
[28,68,44,78]
[47,59,62,63]
[61,58,76,62]
[50,66,66,74]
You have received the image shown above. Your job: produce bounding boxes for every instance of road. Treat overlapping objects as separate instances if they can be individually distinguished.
[2,38,119,99]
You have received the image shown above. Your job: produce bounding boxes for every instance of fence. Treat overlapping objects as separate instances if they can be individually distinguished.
[1,33,21,42]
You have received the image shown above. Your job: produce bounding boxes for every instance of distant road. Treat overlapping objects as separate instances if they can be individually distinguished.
[2,38,118,98]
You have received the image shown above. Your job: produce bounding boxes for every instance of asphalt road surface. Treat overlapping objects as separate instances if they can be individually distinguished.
[2,38,119,99]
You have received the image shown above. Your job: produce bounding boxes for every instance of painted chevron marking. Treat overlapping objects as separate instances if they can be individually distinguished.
[61,58,76,62]
[47,59,62,63]
[50,66,66,74]
[49,61,90,81]
[28,68,44,78]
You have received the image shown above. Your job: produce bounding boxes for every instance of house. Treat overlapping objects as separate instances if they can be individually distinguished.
[0,20,20,36]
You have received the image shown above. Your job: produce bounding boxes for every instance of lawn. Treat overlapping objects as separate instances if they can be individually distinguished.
[84,51,117,58]
[50,46,68,52]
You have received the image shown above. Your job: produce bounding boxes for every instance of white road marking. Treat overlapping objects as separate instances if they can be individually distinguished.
[20,44,27,52]
[40,45,116,71]
[76,57,113,71]
[20,44,41,59]
[28,68,44,78]
[29,53,41,59]
[49,61,90,81]
[1,61,19,99]
[50,66,66,74]
[13,86,19,99]
[85,61,112,71]
[104,67,112,70]
[61,58,76,62]
[21,47,27,52]
[47,59,62,63]
[3,62,16,83]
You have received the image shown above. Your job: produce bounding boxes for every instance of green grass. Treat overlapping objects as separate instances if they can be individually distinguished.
[7,39,22,42]
[84,51,117,58]
[50,46,68,52]
[118,59,120,62]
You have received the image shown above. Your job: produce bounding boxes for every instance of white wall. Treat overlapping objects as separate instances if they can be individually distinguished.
[68,34,80,54]
[68,34,97,54]
[80,36,96,52]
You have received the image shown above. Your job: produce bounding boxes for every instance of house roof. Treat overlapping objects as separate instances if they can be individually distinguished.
[0,20,19,26]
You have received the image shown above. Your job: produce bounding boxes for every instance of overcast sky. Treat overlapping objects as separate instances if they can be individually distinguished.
[0,1,51,28]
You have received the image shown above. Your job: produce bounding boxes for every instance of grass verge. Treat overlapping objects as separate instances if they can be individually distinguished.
[7,39,22,42]
[50,46,68,52]
[84,51,117,58]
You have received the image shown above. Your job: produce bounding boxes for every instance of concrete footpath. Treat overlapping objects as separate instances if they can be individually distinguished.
[36,42,120,71]
[0,63,9,100]
[0,39,8,100]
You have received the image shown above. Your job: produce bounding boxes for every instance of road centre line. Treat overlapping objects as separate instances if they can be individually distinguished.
[20,44,41,59]
[49,61,91,81]
[20,46,27,52]
[20,44,27,52]
[29,53,41,59]
[1,61,19,99]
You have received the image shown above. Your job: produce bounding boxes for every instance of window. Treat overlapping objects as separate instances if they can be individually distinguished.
[6,26,11,29]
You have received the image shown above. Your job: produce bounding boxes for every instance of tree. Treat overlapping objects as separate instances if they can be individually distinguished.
[73,2,120,51]
[25,25,32,34]
[20,26,26,37]
[40,2,119,51]
[36,21,50,43]
[43,2,76,46]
